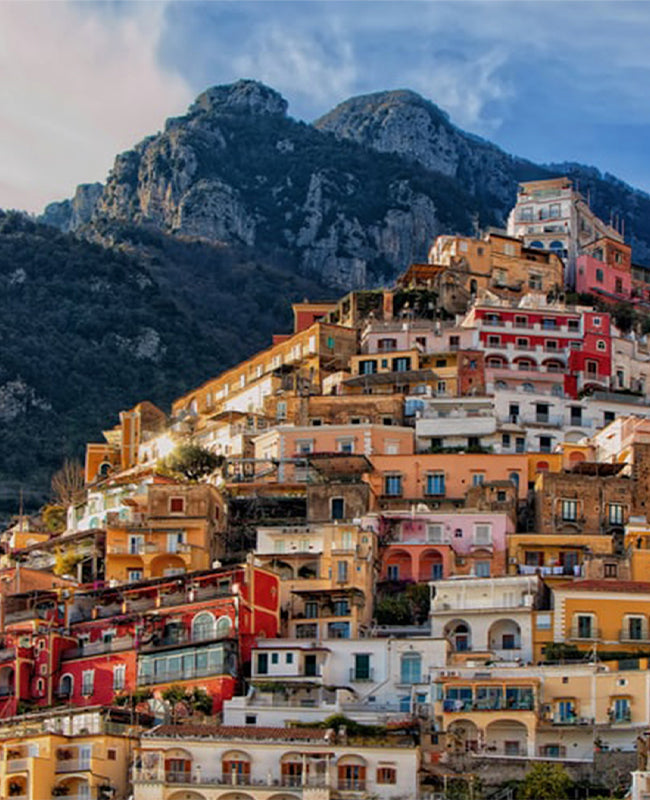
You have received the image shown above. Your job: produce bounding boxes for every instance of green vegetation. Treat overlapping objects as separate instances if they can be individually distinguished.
[159,442,223,482]
[517,763,572,800]
[375,582,430,625]
[0,210,331,520]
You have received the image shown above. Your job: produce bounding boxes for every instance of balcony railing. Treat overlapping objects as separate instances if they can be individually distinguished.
[619,629,650,643]
[443,698,534,712]
[7,759,28,772]
[608,708,632,723]
[551,715,594,726]
[569,625,601,641]
[138,662,229,685]
[56,758,92,772]
[338,780,367,791]
[349,667,374,682]
[62,636,135,660]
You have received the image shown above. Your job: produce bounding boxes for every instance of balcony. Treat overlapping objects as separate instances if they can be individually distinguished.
[568,625,600,641]
[619,630,650,643]
[607,708,632,724]
[443,698,535,713]
[338,780,367,791]
[56,758,92,773]
[62,636,135,660]
[349,667,375,682]
[550,715,594,726]
[7,759,29,772]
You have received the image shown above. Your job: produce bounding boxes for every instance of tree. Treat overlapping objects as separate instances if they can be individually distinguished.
[42,504,66,533]
[518,762,572,800]
[51,459,85,506]
[159,442,222,482]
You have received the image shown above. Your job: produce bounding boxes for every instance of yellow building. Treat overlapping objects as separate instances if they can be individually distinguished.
[552,580,650,654]
[104,483,224,584]
[255,522,377,639]
[0,707,138,800]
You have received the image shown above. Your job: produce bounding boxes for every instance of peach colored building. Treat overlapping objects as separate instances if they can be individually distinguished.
[254,424,414,482]
[367,453,529,509]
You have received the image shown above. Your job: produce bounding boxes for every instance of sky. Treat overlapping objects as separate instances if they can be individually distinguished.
[2,0,650,214]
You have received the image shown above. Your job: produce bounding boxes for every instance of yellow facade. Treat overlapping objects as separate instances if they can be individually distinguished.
[0,730,135,800]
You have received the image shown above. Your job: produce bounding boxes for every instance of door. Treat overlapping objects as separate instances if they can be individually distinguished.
[304,654,318,677]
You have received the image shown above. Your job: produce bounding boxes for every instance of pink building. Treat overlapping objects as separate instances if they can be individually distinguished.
[576,237,632,303]
[361,321,476,355]
[366,509,511,583]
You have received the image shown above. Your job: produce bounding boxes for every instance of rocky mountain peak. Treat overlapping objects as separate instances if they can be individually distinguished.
[189,79,288,117]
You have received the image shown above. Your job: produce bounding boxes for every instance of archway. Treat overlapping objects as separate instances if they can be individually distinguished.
[488,619,521,653]
[383,548,413,582]
[419,549,444,581]
[484,719,529,756]
[444,620,472,652]
[447,719,480,753]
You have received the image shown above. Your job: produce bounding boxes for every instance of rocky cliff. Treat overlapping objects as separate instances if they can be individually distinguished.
[41,80,650,288]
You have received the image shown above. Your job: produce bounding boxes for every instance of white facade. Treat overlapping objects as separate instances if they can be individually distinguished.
[223,637,447,727]
[133,726,420,800]
[430,576,540,663]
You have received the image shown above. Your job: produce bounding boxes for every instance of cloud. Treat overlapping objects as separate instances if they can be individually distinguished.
[232,19,358,111]
[0,1,193,213]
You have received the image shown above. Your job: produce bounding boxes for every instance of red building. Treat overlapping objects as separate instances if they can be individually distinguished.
[466,303,612,399]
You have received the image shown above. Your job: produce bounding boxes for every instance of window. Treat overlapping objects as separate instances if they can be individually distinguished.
[475,561,491,577]
[377,768,396,785]
[276,401,287,420]
[472,473,485,487]
[271,652,279,665]
[627,617,645,641]
[597,340,606,351]
[474,524,492,545]
[387,564,399,581]
[604,563,617,578]
[128,534,144,555]
[127,568,143,582]
[353,653,371,681]
[596,268,604,283]
[337,438,354,454]
[604,411,616,425]
[516,437,525,453]
[245,714,257,726]
[296,623,318,639]
[400,652,422,684]
[609,503,624,525]
[359,360,377,375]
[328,621,350,639]
[337,561,348,582]
[426,473,445,496]
[286,652,293,664]
[539,436,552,453]
[488,335,501,346]
[304,601,318,619]
[113,664,125,691]
[561,499,578,521]
[331,497,345,520]
[82,669,94,696]
[576,614,594,639]
[169,496,185,514]
[296,439,313,455]
[516,338,529,349]
[536,402,549,423]
[437,380,447,394]
[384,474,402,496]
[570,406,582,425]
[615,277,623,294]
[427,524,444,543]
[502,434,511,448]
[257,653,269,674]
[378,338,397,352]
[509,403,520,422]
[392,357,411,372]
[542,318,557,330]
[333,599,350,616]
[193,612,216,641]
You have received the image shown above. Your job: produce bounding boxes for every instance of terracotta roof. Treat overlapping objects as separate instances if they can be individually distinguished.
[147,724,329,742]
[555,580,650,594]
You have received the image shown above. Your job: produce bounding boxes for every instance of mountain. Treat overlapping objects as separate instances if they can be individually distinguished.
[42,80,650,285]
[0,210,330,518]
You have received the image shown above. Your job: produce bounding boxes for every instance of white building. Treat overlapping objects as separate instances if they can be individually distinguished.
[430,575,541,664]
[133,723,421,800]
[223,637,447,727]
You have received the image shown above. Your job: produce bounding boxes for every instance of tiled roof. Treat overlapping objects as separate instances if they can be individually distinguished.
[148,724,330,742]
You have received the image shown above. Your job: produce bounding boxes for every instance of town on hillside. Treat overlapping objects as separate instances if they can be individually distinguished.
[4,176,650,800]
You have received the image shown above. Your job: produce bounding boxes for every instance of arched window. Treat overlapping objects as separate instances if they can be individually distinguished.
[215,615,232,638]
[495,380,508,389]
[509,472,520,490]
[522,382,535,393]
[98,462,111,477]
[59,674,73,698]
[529,241,544,249]
[549,240,564,250]
[192,612,216,641]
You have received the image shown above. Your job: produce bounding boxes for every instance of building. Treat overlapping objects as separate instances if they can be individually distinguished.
[133,723,420,800]
[506,177,624,287]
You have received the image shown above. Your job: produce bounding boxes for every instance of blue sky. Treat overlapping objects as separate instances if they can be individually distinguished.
[1,0,650,213]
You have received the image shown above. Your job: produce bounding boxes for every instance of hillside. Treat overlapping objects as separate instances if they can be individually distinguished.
[0,210,330,516]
